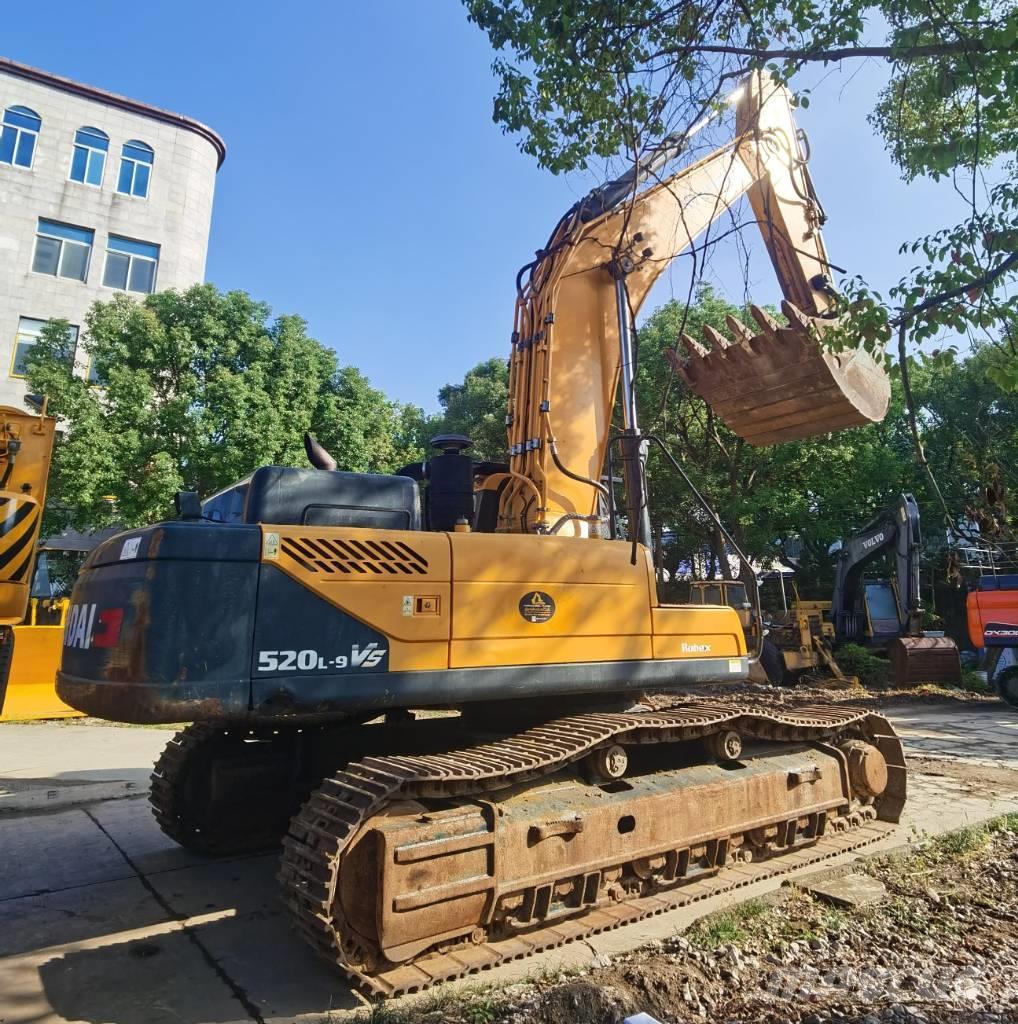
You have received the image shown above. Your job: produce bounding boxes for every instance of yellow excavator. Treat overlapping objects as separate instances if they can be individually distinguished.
[0,405,58,721]
[57,75,904,996]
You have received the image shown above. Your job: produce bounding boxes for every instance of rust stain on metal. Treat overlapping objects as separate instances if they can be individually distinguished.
[278,700,906,996]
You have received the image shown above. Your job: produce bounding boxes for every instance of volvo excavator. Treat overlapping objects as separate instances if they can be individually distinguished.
[57,75,905,996]
[765,496,962,686]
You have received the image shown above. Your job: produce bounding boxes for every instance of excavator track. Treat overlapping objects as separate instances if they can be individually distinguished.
[279,701,905,996]
[151,723,310,856]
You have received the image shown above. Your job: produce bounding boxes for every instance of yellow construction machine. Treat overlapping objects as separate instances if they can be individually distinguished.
[57,75,905,996]
[0,531,115,721]
[763,495,961,686]
[0,405,59,721]
[0,595,77,721]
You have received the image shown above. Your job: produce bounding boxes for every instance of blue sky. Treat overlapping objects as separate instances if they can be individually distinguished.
[4,2,971,411]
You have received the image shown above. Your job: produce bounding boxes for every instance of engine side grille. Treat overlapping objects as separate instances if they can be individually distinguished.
[280,535,429,575]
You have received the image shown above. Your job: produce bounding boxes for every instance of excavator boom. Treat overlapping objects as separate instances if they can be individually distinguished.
[503,73,890,534]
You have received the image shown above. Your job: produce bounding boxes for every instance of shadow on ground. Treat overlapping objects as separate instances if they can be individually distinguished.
[37,908,363,1023]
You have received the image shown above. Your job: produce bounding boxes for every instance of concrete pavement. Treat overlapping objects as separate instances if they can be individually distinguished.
[1,700,1016,1024]
[0,722,171,813]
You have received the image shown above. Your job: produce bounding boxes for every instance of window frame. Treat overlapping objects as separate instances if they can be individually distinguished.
[69,126,109,188]
[10,317,79,379]
[32,220,94,283]
[102,235,160,294]
[116,139,154,198]
[0,106,41,170]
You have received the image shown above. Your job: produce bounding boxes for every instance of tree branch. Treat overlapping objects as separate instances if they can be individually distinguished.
[893,249,1018,326]
[658,39,1003,63]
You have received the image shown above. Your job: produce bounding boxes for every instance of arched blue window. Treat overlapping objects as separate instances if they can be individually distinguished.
[117,139,153,197]
[0,106,41,168]
[70,126,108,186]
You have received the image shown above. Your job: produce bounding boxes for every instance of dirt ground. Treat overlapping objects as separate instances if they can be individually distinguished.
[381,815,1018,1024]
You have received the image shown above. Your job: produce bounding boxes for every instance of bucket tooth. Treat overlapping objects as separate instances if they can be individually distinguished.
[664,347,683,374]
[781,300,817,336]
[680,333,708,358]
[702,324,731,351]
[749,304,781,341]
[724,315,756,346]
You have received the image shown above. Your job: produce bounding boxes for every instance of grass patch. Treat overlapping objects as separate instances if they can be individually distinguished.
[685,897,770,948]
[959,669,992,695]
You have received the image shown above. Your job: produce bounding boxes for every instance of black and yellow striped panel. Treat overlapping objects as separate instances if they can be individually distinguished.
[0,496,41,584]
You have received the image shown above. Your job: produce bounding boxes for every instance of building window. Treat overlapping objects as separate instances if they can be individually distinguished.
[117,140,153,197]
[69,127,108,186]
[32,220,94,282]
[86,355,107,386]
[10,318,78,378]
[0,106,41,168]
[103,235,159,294]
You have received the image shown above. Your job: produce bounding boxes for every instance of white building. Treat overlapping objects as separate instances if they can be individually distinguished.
[0,57,225,405]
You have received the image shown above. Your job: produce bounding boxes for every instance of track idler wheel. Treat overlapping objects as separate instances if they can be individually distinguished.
[840,739,889,800]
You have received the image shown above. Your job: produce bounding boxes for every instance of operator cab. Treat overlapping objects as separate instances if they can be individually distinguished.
[836,577,902,645]
[862,579,903,642]
[688,579,758,643]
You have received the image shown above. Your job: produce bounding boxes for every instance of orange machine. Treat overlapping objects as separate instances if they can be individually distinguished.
[57,75,904,995]
[968,574,1018,706]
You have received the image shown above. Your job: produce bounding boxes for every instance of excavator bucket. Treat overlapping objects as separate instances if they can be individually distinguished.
[668,301,890,446]
[887,636,962,687]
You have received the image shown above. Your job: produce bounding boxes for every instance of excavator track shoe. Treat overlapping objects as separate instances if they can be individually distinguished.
[279,701,905,996]
[668,302,890,445]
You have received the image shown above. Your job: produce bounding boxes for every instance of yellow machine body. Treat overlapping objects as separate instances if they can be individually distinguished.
[0,407,56,625]
[0,405,61,722]
[0,599,81,721]
[53,75,909,995]
[268,526,747,675]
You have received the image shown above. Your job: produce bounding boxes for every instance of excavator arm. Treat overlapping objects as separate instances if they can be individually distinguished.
[501,73,890,536]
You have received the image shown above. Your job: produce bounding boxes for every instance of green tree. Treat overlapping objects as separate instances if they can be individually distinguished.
[432,357,510,461]
[903,343,1018,535]
[26,286,415,532]
[465,0,1018,382]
